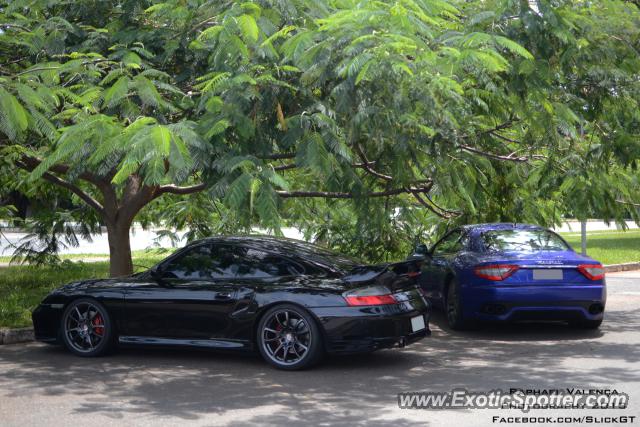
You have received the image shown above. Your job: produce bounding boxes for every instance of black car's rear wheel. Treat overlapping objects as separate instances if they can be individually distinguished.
[257,304,323,370]
[61,298,113,357]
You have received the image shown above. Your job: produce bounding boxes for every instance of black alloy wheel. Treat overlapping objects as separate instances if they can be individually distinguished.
[257,304,323,370]
[61,298,113,357]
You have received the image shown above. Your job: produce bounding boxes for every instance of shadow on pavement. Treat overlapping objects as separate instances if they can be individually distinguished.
[0,307,638,426]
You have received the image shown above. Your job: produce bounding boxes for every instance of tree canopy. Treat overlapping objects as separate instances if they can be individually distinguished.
[1,0,639,273]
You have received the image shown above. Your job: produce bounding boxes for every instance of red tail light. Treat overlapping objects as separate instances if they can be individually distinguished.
[474,264,519,281]
[344,294,397,306]
[577,264,605,280]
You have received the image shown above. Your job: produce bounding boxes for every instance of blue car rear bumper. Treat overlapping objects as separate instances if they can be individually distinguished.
[460,283,606,322]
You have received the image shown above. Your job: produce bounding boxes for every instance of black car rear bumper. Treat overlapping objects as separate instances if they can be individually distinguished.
[324,328,430,354]
[310,301,431,354]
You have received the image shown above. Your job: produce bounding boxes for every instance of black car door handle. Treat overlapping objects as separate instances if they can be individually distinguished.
[214,292,233,300]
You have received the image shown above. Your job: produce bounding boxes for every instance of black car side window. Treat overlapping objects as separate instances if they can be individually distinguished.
[433,230,463,256]
[161,244,238,280]
[233,247,305,279]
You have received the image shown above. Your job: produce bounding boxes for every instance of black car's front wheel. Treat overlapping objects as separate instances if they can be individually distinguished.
[61,298,113,357]
[257,304,323,370]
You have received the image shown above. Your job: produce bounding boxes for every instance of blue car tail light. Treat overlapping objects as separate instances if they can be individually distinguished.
[577,264,605,281]
[474,264,519,281]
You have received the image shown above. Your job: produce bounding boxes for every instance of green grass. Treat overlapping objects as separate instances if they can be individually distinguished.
[0,253,167,329]
[0,248,172,263]
[559,229,640,265]
[0,262,110,329]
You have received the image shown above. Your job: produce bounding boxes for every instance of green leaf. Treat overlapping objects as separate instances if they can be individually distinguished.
[237,14,259,43]
[261,25,296,48]
[355,60,373,85]
[122,51,143,69]
[0,88,29,140]
[255,183,280,230]
[152,125,172,156]
[205,119,230,139]
[493,36,534,60]
[112,161,140,185]
[132,75,162,108]
[225,173,253,209]
[102,76,130,109]
[198,26,224,41]
[195,72,231,93]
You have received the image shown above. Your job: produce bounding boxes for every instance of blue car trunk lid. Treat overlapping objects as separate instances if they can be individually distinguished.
[475,250,603,285]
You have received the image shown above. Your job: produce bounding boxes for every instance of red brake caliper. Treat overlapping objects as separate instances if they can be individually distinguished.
[92,314,104,336]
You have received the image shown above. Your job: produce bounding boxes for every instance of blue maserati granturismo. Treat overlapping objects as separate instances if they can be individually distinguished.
[409,223,606,330]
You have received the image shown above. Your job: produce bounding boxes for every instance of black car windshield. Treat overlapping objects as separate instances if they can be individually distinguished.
[481,229,570,252]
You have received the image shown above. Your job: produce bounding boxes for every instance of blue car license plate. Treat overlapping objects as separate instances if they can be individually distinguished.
[533,269,563,280]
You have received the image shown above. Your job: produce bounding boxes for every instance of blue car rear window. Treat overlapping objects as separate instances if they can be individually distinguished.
[481,229,569,252]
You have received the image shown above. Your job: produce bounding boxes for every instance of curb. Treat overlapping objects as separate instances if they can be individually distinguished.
[604,262,640,273]
[0,327,34,345]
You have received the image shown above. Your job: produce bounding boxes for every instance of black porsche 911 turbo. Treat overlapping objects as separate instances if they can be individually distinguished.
[32,236,431,369]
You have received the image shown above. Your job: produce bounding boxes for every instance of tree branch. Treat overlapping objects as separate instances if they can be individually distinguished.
[479,120,518,135]
[411,190,460,219]
[191,16,219,32]
[276,184,432,199]
[354,144,393,181]
[459,144,545,162]
[157,182,207,195]
[259,152,296,160]
[489,131,521,144]
[273,163,298,171]
[616,199,640,207]
[16,161,105,215]
[19,155,106,187]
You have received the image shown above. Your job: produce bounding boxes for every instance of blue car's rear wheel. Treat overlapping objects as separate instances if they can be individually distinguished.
[446,279,471,330]
[570,318,603,329]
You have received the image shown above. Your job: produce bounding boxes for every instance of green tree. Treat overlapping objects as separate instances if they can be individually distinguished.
[1,0,639,274]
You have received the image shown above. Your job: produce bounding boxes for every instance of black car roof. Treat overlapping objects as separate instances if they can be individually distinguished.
[183,235,359,267]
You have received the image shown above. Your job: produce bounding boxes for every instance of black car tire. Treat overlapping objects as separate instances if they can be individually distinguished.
[570,318,603,329]
[61,298,114,357]
[445,279,471,331]
[257,304,324,370]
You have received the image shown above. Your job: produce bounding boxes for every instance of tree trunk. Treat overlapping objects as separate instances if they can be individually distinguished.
[106,220,133,277]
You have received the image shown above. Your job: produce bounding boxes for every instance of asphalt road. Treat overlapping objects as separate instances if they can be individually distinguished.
[1,272,639,427]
